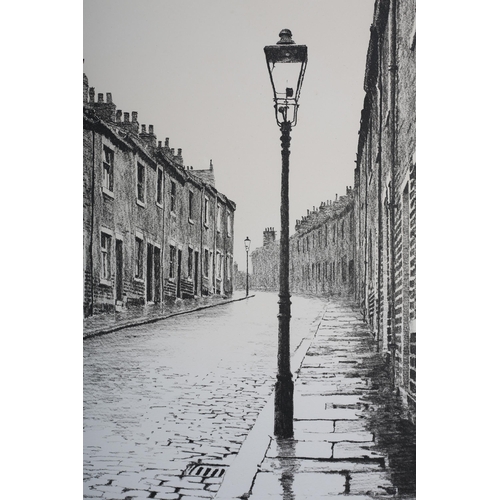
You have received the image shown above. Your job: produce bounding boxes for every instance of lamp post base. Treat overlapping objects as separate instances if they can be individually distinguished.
[274,373,294,438]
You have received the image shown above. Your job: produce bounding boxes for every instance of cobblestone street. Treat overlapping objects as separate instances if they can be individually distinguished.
[83,292,327,499]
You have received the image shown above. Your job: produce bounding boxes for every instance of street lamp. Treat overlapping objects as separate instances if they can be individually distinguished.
[264,29,307,439]
[244,236,251,297]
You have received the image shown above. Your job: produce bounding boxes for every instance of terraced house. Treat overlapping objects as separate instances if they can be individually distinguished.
[250,0,415,422]
[83,75,236,317]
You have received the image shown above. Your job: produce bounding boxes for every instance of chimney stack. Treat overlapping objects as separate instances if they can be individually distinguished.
[116,110,122,122]
[89,87,95,103]
[98,93,104,103]
[106,92,112,103]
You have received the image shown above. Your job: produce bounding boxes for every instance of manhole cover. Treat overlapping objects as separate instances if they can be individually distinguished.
[183,463,226,479]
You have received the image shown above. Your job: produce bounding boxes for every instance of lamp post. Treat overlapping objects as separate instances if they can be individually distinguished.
[264,29,307,439]
[244,236,251,297]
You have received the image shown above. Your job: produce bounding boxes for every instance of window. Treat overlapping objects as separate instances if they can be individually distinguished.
[156,168,163,205]
[217,204,221,232]
[227,212,232,237]
[102,147,113,192]
[204,249,209,277]
[170,182,176,213]
[100,232,111,280]
[216,252,221,278]
[188,191,194,221]
[169,245,176,279]
[188,247,193,278]
[204,197,209,225]
[135,236,143,278]
[137,163,145,204]
[325,226,328,247]
[227,256,232,280]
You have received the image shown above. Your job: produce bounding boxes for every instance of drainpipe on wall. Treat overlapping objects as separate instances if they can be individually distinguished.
[213,196,217,294]
[363,125,370,322]
[161,164,166,308]
[200,185,204,296]
[388,0,399,388]
[377,29,384,352]
[87,127,96,317]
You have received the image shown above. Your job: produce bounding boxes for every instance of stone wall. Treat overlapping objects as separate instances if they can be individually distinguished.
[83,78,236,316]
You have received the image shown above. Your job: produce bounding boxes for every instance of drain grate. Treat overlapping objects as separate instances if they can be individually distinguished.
[183,463,226,479]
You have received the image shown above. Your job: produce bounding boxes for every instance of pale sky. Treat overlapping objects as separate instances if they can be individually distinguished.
[83,0,374,269]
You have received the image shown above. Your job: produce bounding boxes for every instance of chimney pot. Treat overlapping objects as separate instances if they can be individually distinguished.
[171,148,175,155]
[149,125,154,134]
[158,141,162,148]
[89,87,95,103]
[132,111,138,122]
[141,124,146,133]
[124,112,130,122]
[177,148,182,156]
[106,92,112,103]
[165,138,169,148]
[116,110,122,122]
[98,93,104,103]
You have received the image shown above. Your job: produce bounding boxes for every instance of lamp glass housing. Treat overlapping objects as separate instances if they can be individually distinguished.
[244,237,251,252]
[264,30,308,127]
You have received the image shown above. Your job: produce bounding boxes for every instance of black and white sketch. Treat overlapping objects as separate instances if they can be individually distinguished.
[84,1,416,498]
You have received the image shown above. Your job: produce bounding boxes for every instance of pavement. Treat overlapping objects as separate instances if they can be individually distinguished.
[83,290,253,338]
[214,296,416,500]
[83,293,415,499]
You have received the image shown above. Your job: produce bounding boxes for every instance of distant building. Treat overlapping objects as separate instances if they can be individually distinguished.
[250,0,415,422]
[83,75,236,316]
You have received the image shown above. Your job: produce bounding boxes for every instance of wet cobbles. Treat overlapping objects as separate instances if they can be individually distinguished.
[83,292,327,499]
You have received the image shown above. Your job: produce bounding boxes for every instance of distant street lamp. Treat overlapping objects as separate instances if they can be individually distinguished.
[264,29,307,439]
[244,236,251,297]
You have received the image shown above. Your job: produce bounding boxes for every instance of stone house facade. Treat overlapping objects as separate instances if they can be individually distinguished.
[83,75,236,317]
[354,0,416,419]
[250,0,415,422]
[251,194,355,298]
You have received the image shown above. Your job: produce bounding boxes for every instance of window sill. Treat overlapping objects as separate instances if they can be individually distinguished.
[134,277,144,283]
[100,278,112,287]
[156,202,163,209]
[137,199,145,208]
[204,223,209,229]
[188,218,194,225]
[102,187,114,199]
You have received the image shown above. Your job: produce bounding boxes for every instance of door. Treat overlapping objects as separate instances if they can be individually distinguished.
[177,249,182,298]
[115,239,123,302]
[147,243,153,302]
[194,251,199,295]
[154,246,161,303]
